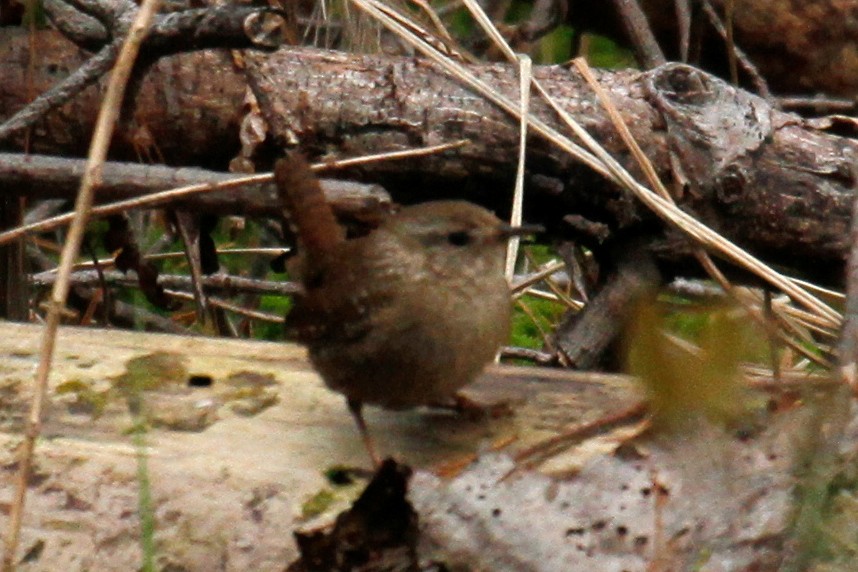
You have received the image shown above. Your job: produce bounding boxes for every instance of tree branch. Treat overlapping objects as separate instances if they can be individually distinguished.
[2,32,856,283]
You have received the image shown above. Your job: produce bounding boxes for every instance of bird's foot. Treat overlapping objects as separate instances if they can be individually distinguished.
[436,392,516,421]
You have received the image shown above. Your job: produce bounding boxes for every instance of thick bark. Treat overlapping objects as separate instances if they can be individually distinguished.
[0,28,247,166]
[1,29,856,284]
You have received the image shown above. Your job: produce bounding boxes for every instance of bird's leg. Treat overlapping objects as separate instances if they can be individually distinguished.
[347,398,381,468]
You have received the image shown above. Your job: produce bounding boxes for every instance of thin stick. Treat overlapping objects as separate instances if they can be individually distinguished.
[700,0,771,100]
[30,269,300,297]
[0,140,468,247]
[317,138,468,169]
[407,0,458,47]
[511,260,566,294]
[47,246,290,272]
[511,402,649,472]
[723,0,738,86]
[504,55,531,283]
[609,0,665,68]
[165,290,285,323]
[2,1,161,568]
[0,174,268,247]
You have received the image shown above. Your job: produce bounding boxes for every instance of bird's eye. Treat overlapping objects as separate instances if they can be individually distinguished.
[446,230,472,246]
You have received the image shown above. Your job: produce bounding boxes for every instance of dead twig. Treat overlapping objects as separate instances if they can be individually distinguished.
[2,2,161,567]
[609,0,665,68]
[700,0,771,100]
[0,141,464,248]
[511,401,650,472]
[30,269,300,297]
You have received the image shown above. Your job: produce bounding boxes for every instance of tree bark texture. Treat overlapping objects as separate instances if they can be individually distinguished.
[1,28,857,284]
[0,28,247,167]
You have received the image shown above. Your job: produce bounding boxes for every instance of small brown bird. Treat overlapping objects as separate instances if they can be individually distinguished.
[275,154,536,464]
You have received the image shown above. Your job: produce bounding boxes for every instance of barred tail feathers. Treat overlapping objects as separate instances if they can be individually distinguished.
[274,153,345,256]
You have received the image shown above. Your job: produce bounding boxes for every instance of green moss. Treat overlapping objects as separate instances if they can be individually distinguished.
[583,34,636,68]
[56,379,110,418]
[510,295,566,349]
[538,25,575,64]
[113,352,188,426]
[114,352,188,395]
[504,0,533,24]
[254,294,292,341]
[300,467,367,520]
[301,489,337,519]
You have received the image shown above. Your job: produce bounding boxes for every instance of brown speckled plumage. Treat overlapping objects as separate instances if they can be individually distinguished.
[275,154,529,463]
[286,200,512,410]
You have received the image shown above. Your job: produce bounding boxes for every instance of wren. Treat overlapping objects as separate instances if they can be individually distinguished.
[275,154,536,464]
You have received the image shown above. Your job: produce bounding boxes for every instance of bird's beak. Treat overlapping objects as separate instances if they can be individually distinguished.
[497,223,544,238]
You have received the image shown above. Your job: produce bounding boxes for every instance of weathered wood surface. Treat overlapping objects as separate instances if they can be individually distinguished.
[2,321,856,570]
[0,320,641,570]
